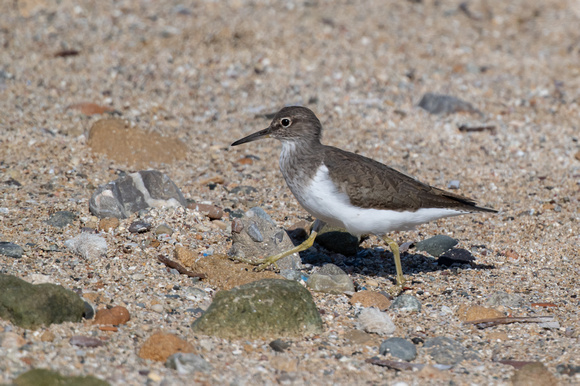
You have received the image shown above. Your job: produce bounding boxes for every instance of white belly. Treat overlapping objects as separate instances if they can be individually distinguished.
[290,164,467,236]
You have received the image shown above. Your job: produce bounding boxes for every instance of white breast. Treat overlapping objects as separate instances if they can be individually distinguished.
[294,164,467,236]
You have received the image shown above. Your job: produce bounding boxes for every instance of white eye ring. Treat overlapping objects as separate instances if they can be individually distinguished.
[280,118,292,127]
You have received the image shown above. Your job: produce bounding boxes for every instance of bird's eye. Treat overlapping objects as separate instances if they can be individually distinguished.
[280,118,291,127]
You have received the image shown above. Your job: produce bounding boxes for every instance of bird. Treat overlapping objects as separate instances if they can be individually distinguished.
[231,106,496,290]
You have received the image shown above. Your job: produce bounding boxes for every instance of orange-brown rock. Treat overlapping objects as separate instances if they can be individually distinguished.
[457,305,503,322]
[98,217,120,232]
[349,291,391,311]
[138,332,195,362]
[93,306,131,325]
[87,118,187,168]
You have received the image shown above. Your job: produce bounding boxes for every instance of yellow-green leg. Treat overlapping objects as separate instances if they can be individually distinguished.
[382,236,406,294]
[233,230,318,271]
[254,230,318,271]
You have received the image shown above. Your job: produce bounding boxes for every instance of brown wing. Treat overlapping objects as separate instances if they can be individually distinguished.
[323,147,496,213]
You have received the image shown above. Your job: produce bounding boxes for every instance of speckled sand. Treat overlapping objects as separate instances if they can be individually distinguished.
[1,0,579,385]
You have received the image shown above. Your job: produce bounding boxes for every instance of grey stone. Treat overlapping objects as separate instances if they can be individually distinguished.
[83,301,95,319]
[379,337,417,361]
[46,210,76,228]
[128,220,151,233]
[390,294,422,312]
[0,242,23,258]
[415,235,458,257]
[315,223,359,256]
[155,224,173,235]
[89,170,186,219]
[424,336,479,365]
[418,93,482,115]
[191,279,323,338]
[486,291,526,308]
[437,248,475,266]
[0,274,85,329]
[279,269,302,281]
[447,180,460,189]
[307,264,354,294]
[229,211,302,270]
[245,206,275,224]
[166,352,213,374]
[269,339,290,352]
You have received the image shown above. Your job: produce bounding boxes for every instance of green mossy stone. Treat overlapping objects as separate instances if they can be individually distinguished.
[14,369,109,386]
[0,274,85,329]
[192,279,323,339]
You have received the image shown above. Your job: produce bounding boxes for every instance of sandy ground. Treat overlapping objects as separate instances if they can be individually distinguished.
[0,0,579,384]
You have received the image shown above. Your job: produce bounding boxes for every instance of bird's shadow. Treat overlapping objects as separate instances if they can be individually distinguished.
[287,228,496,282]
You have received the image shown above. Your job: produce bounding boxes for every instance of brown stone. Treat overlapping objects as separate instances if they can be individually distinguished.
[511,363,558,386]
[457,305,503,322]
[138,332,195,362]
[87,118,187,168]
[270,355,299,373]
[487,332,509,341]
[40,331,55,342]
[0,332,26,348]
[187,202,223,220]
[349,291,391,311]
[99,217,120,232]
[344,329,374,345]
[93,306,131,325]
[175,246,197,267]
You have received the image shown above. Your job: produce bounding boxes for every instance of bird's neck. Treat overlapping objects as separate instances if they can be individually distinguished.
[279,139,324,190]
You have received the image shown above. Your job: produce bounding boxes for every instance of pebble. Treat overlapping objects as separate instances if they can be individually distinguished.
[357,307,396,335]
[93,306,131,325]
[379,337,417,361]
[192,279,322,339]
[390,294,422,312]
[269,339,290,353]
[154,224,173,235]
[350,291,391,311]
[165,352,213,374]
[457,304,503,322]
[245,206,275,224]
[307,264,355,294]
[89,170,187,219]
[83,301,95,320]
[447,180,460,189]
[98,217,120,232]
[0,242,24,258]
[188,203,223,220]
[64,233,107,259]
[70,335,104,348]
[418,93,481,115]
[45,210,76,228]
[424,337,478,365]
[138,332,195,362]
[437,248,476,266]
[246,222,264,242]
[511,363,558,386]
[415,235,458,257]
[128,220,152,233]
[486,291,525,308]
[151,304,165,313]
[0,331,26,349]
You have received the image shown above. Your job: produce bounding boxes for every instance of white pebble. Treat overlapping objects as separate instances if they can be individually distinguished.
[64,233,107,259]
[357,307,396,335]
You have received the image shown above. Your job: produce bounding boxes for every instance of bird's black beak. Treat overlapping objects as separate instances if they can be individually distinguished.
[231,126,273,146]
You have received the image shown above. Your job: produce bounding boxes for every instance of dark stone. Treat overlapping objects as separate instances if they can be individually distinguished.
[0,274,85,329]
[191,279,323,338]
[269,339,290,352]
[14,368,109,386]
[437,248,475,266]
[418,93,481,115]
[128,220,152,233]
[89,170,186,219]
[379,337,417,361]
[46,211,77,228]
[230,185,258,195]
[486,291,526,308]
[83,301,95,319]
[415,235,458,257]
[0,242,24,258]
[556,364,580,376]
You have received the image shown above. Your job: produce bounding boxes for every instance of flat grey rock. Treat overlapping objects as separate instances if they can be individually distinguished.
[418,93,481,115]
[415,235,458,257]
[390,294,422,312]
[307,263,354,294]
[45,210,76,228]
[379,337,417,361]
[0,242,23,258]
[89,170,186,219]
[165,352,213,374]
